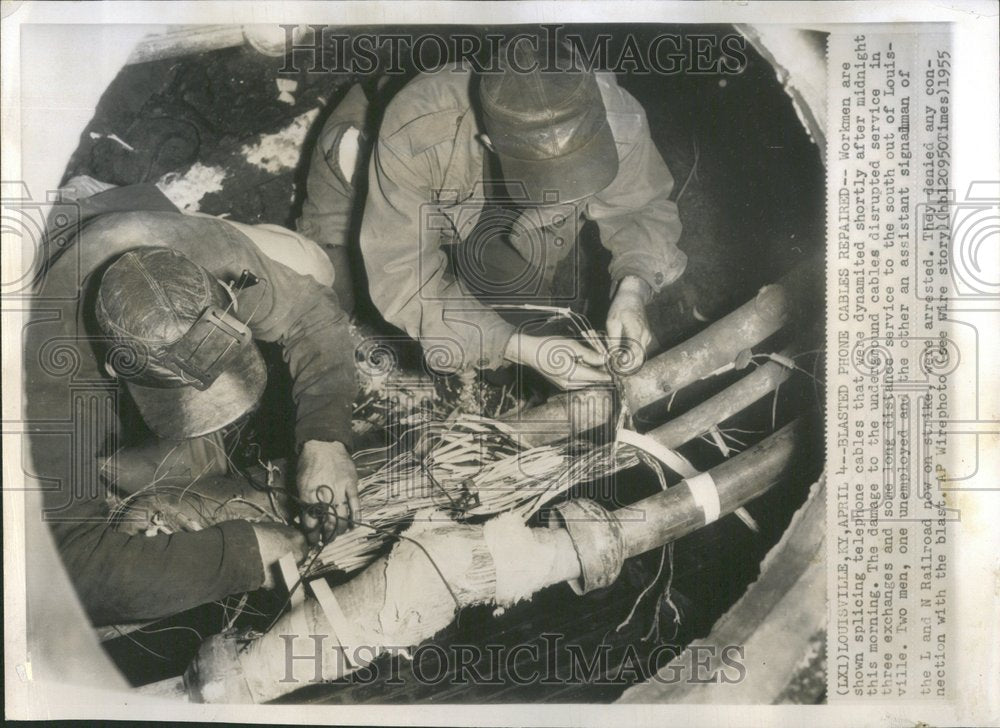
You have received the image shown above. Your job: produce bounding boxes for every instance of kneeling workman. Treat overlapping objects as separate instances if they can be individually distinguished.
[357,39,686,387]
[25,188,358,625]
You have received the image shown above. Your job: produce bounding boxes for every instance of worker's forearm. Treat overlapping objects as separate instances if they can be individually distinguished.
[53,516,265,626]
[615,274,653,303]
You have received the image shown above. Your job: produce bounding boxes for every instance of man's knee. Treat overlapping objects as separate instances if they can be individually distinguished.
[312,121,365,191]
[325,83,369,133]
[312,85,371,189]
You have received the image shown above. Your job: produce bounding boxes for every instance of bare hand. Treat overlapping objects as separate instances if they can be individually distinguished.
[298,440,360,542]
[607,276,653,375]
[504,333,611,390]
[252,522,307,589]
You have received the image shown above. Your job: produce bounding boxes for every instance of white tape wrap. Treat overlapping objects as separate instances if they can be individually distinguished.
[686,471,722,525]
[311,577,374,668]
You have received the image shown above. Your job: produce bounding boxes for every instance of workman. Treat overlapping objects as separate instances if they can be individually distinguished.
[302,37,686,388]
[25,184,360,625]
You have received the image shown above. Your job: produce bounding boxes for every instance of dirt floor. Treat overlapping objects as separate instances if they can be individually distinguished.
[68,24,827,702]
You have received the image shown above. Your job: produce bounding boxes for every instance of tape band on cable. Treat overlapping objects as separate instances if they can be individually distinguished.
[311,577,374,668]
[277,552,311,643]
[687,471,722,525]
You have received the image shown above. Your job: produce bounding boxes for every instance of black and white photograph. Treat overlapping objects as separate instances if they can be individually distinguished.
[2,2,997,725]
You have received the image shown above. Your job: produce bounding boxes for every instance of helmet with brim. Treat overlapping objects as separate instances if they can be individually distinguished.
[96,247,266,439]
[479,38,619,205]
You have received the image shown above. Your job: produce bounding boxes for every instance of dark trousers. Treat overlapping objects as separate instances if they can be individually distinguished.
[297,84,371,315]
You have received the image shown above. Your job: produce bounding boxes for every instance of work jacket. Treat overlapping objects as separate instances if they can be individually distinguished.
[361,63,686,372]
[24,186,355,624]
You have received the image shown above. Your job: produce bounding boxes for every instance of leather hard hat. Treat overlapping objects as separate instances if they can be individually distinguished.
[479,38,619,204]
[96,247,266,439]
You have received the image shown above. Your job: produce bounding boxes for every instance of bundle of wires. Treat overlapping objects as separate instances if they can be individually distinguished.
[305,413,635,577]
[299,305,647,577]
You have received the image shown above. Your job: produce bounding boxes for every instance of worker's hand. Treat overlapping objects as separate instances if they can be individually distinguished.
[504,333,611,390]
[607,276,653,374]
[252,522,308,590]
[298,440,360,542]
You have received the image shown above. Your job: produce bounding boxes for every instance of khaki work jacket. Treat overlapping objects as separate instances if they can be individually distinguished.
[361,63,686,371]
